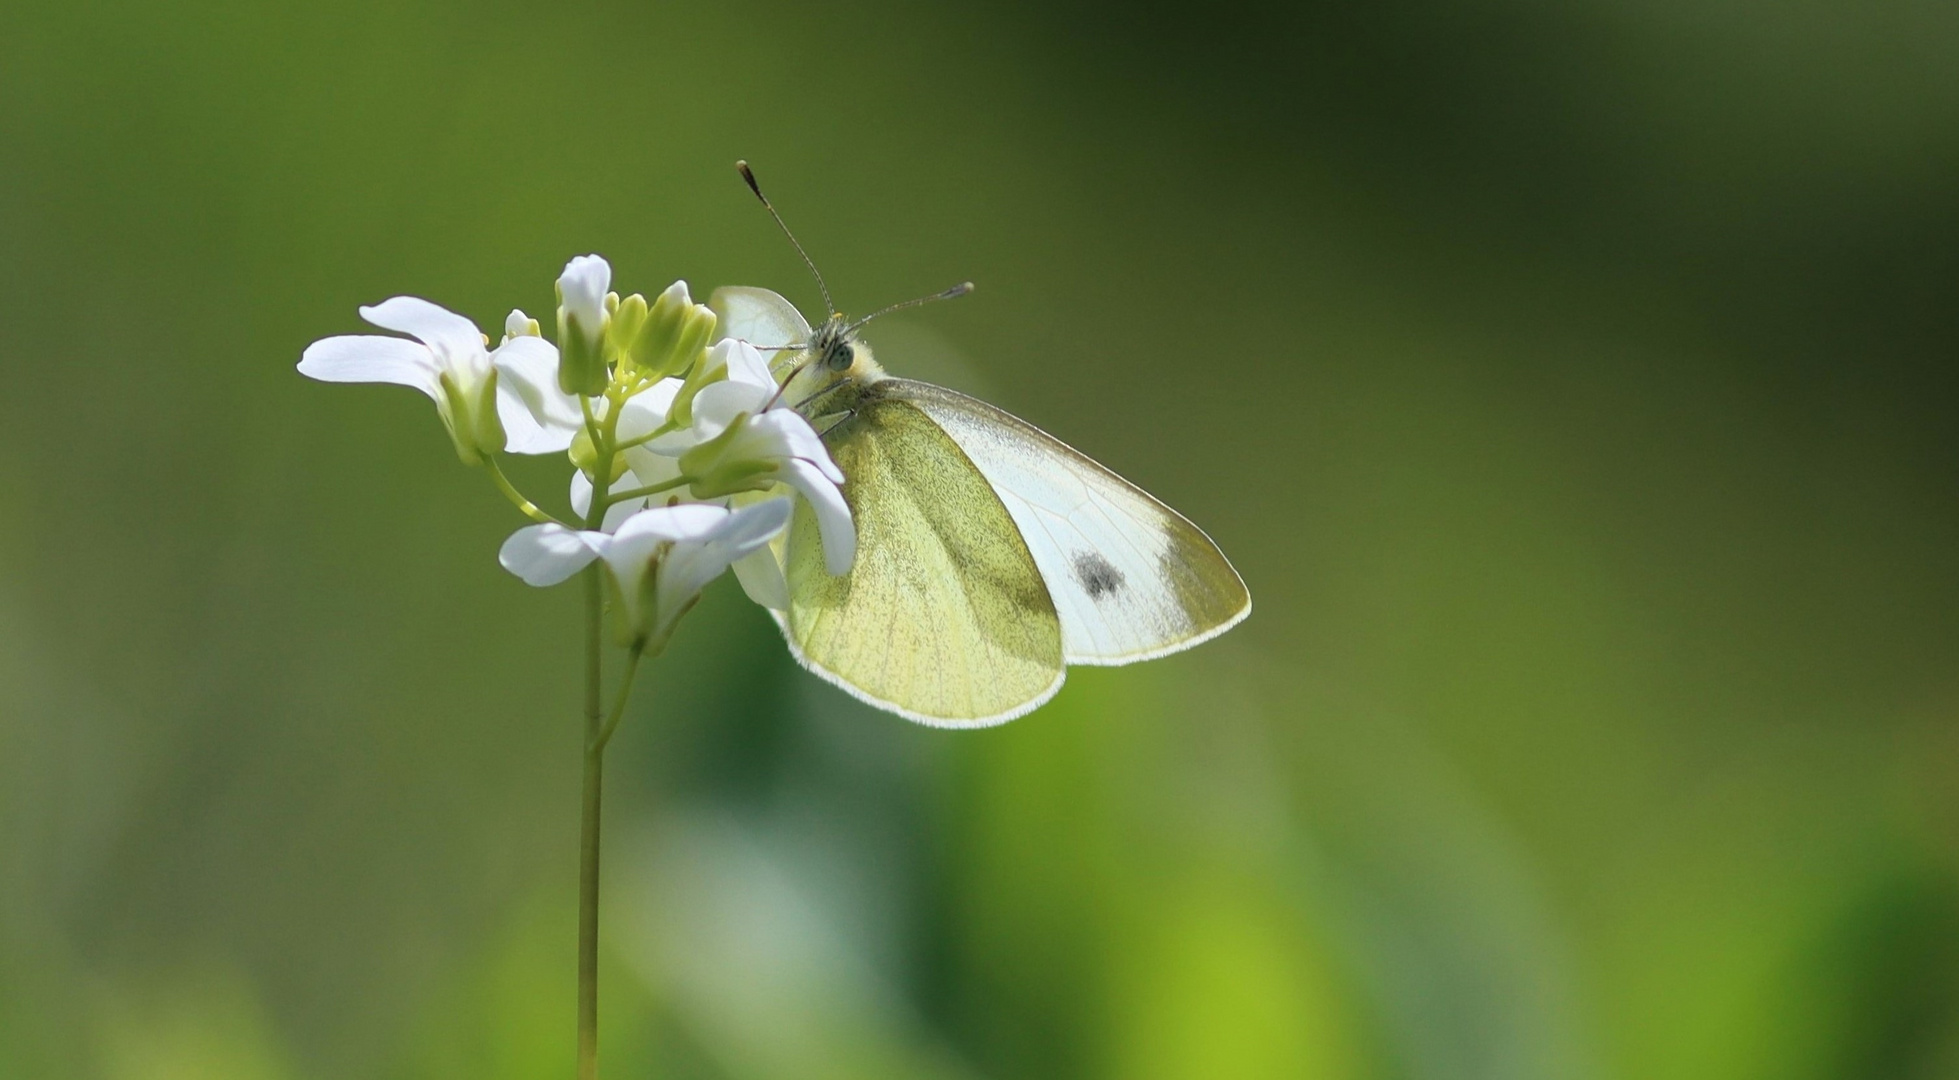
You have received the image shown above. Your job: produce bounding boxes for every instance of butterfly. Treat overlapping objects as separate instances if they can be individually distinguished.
[718,163,1249,726]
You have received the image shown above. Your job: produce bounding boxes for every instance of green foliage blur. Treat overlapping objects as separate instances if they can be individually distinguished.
[2,0,1957,1076]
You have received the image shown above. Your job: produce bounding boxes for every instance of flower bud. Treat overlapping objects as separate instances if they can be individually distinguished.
[502,309,541,343]
[631,280,718,382]
[607,292,650,372]
[556,254,612,396]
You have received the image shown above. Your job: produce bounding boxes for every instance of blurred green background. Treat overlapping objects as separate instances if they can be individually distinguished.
[3,0,1958,1076]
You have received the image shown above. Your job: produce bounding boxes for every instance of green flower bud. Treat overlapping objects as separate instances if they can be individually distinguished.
[633,280,718,382]
[608,292,650,373]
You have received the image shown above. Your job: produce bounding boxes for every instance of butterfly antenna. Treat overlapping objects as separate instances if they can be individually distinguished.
[736,160,834,317]
[847,281,975,332]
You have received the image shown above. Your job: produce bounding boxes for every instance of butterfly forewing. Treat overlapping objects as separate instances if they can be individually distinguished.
[711,286,812,352]
[888,380,1250,665]
[782,388,1065,725]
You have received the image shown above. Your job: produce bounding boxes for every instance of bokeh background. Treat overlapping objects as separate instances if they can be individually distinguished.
[3,0,1958,1076]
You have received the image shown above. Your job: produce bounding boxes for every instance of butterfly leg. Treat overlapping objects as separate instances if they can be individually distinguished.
[815,410,857,438]
[791,379,855,415]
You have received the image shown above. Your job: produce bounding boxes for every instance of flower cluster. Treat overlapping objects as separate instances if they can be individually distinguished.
[299,254,851,655]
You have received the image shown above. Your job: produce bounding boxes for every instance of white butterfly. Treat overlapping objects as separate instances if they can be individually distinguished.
[715,283,1249,727]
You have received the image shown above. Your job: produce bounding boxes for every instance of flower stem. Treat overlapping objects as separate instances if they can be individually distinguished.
[578,563,603,1080]
[485,456,563,526]
[575,584,650,1080]
[612,418,681,451]
[594,643,646,753]
[603,475,690,507]
[577,391,612,1080]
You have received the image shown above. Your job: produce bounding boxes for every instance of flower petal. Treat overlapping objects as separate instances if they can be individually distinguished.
[732,544,789,610]
[643,428,701,456]
[616,378,683,443]
[753,410,839,482]
[585,503,733,632]
[558,255,611,333]
[779,459,855,574]
[359,296,483,357]
[721,339,776,395]
[499,523,599,586]
[691,379,771,439]
[503,308,536,340]
[622,445,683,492]
[717,495,796,549]
[297,335,441,399]
[494,335,581,454]
[609,502,731,546]
[654,498,792,607]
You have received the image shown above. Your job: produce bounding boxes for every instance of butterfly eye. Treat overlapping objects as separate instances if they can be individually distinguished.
[829,343,855,371]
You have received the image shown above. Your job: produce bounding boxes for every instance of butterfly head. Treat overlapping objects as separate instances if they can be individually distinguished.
[808,313,858,373]
[791,317,885,413]
[734,160,960,387]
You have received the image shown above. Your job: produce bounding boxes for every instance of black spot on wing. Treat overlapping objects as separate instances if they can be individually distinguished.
[1072,552,1125,600]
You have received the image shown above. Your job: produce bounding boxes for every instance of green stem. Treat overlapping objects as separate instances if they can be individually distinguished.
[484,457,563,525]
[603,475,690,507]
[575,606,650,1080]
[593,642,645,752]
[612,418,681,452]
[578,564,603,1080]
[576,390,612,1080]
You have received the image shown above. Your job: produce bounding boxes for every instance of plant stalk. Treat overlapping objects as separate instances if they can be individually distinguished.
[577,395,613,1080]
[578,563,603,1080]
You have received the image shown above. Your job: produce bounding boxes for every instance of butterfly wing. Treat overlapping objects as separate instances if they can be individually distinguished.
[782,382,1065,726]
[886,379,1250,665]
[710,286,812,351]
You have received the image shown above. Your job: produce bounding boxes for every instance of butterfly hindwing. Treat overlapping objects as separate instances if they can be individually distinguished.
[887,379,1250,665]
[782,384,1065,726]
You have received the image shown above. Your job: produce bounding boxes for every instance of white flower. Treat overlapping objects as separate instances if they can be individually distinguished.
[298,296,581,460]
[563,369,799,612]
[499,500,793,649]
[673,340,855,575]
[568,407,683,533]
